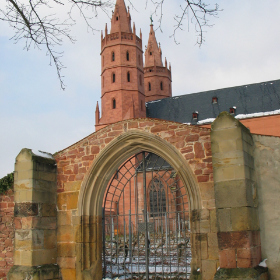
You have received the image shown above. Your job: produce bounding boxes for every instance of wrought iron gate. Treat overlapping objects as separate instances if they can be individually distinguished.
[102,152,191,279]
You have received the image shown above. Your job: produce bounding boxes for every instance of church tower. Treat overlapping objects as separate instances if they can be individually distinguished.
[144,23,172,102]
[96,0,146,130]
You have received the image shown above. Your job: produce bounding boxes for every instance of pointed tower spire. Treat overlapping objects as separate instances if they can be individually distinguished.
[144,19,172,103]
[95,102,100,125]
[144,24,163,67]
[111,0,132,33]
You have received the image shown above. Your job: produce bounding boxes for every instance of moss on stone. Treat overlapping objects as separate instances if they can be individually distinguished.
[214,267,268,279]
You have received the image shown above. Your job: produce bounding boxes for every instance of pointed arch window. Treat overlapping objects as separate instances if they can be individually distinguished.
[160,82,163,90]
[112,73,116,83]
[126,51,130,61]
[112,52,115,62]
[149,178,166,217]
[127,72,130,82]
[112,98,116,109]
[149,82,151,91]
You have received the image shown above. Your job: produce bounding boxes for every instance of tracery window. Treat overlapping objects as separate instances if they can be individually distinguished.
[149,178,166,217]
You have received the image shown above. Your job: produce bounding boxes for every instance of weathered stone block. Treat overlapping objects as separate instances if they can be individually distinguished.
[217,231,258,250]
[211,127,242,143]
[14,203,38,217]
[57,243,76,257]
[57,225,74,242]
[41,204,57,217]
[199,182,215,201]
[44,230,57,249]
[231,207,259,232]
[210,209,218,233]
[57,257,75,269]
[64,180,82,192]
[219,249,236,268]
[57,192,79,210]
[201,260,218,280]
[57,211,72,226]
[14,179,33,191]
[216,209,232,232]
[7,264,61,280]
[215,179,253,208]
[60,268,76,280]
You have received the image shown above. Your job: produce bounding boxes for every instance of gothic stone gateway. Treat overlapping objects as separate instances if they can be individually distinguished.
[8,114,268,280]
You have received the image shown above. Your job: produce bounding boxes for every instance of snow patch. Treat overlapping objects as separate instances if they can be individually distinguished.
[32,150,54,159]
[147,99,162,104]
[235,109,280,119]
[197,109,280,125]
[197,118,216,124]
[259,259,267,268]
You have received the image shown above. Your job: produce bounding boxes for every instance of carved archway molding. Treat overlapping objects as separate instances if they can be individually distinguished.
[76,130,203,280]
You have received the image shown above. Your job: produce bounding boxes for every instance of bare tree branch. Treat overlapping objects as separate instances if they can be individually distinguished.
[148,0,221,46]
[0,0,113,89]
[0,0,221,89]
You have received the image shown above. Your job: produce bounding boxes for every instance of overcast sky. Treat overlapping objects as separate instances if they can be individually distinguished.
[0,0,280,178]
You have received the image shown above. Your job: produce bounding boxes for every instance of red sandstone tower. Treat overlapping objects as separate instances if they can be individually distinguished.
[144,24,172,102]
[96,0,146,130]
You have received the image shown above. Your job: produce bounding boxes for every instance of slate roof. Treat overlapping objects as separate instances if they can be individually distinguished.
[146,79,280,125]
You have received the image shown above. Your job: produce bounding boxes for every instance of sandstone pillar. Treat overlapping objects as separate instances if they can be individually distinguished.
[8,149,61,280]
[211,112,268,279]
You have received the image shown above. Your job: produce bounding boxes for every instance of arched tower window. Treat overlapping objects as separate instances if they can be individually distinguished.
[126,51,129,61]
[138,55,141,65]
[127,72,130,82]
[139,75,142,86]
[103,76,104,88]
[149,178,166,217]
[112,73,116,83]
[116,16,119,21]
[149,82,151,91]
[112,52,115,62]
[160,82,163,90]
[103,56,104,67]
[112,99,116,109]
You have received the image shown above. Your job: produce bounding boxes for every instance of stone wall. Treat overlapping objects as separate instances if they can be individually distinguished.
[0,189,14,280]
[54,118,219,280]
[253,134,280,279]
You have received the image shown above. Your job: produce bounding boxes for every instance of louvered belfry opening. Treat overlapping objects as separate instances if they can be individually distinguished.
[102,151,191,279]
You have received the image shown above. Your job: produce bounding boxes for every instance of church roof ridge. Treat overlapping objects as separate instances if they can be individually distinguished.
[146,79,280,125]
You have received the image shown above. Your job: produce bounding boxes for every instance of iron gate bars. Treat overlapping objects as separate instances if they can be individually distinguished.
[102,152,191,279]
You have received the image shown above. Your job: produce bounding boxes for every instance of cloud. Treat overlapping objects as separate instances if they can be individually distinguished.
[0,0,280,177]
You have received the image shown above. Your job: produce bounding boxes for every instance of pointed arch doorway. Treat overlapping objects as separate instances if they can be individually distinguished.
[102,151,191,279]
[76,130,203,280]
